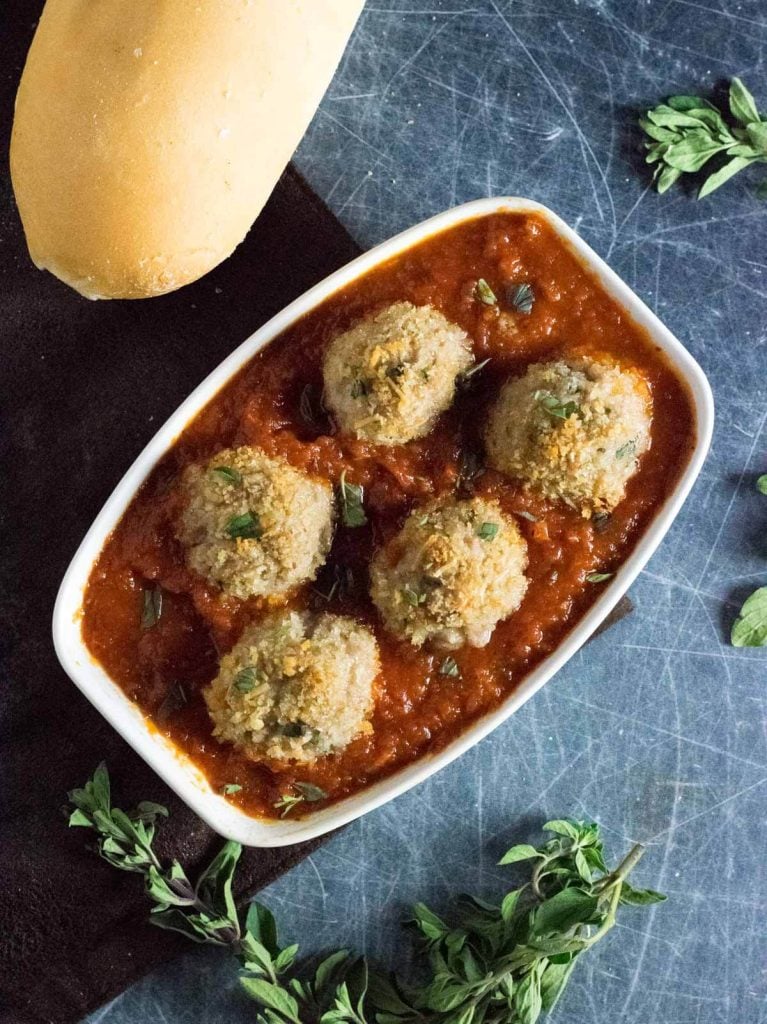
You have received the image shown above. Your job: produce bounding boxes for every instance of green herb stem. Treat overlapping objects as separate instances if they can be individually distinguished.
[593,841,645,896]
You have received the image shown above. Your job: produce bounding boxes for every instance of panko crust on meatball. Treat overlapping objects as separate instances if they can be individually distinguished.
[205,610,379,763]
[370,495,528,650]
[322,301,473,445]
[177,446,333,600]
[485,356,652,516]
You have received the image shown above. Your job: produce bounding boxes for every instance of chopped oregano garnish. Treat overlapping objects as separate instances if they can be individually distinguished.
[274,781,328,817]
[338,470,367,527]
[233,667,262,693]
[157,681,187,722]
[616,439,638,459]
[226,511,263,540]
[339,565,357,597]
[299,383,318,426]
[294,782,327,801]
[592,511,612,533]
[439,656,460,677]
[534,390,580,420]
[475,278,497,305]
[402,584,427,607]
[278,722,308,739]
[459,357,491,389]
[476,521,499,541]
[313,577,339,603]
[140,584,163,630]
[212,466,242,486]
[586,572,614,583]
[222,783,242,795]
[273,793,304,817]
[457,447,486,494]
[508,281,535,314]
[313,564,356,605]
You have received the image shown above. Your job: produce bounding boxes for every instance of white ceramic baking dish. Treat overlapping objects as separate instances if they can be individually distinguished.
[53,197,714,847]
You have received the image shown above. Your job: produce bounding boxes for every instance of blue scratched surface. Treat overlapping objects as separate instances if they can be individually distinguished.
[88,2,767,1022]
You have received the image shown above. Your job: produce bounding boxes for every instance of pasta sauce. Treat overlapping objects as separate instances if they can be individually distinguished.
[82,212,696,818]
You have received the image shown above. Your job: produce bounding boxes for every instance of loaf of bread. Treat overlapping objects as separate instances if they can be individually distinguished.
[10,0,364,300]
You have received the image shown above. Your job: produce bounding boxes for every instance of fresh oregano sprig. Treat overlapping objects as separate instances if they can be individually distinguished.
[69,764,260,958]
[69,766,665,1024]
[641,78,767,198]
[371,819,665,1024]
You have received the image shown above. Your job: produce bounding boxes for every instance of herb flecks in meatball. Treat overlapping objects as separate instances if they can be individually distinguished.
[323,301,473,445]
[177,446,333,599]
[370,495,528,649]
[485,357,652,516]
[205,610,379,763]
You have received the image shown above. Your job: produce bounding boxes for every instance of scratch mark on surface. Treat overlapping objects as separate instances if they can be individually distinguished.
[647,776,767,841]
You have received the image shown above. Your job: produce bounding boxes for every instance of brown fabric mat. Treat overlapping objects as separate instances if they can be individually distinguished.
[0,157,360,1023]
[0,8,632,1022]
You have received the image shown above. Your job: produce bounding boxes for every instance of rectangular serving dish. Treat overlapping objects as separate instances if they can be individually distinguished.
[53,197,714,847]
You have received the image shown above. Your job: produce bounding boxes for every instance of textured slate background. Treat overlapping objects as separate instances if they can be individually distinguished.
[85,1,766,1022]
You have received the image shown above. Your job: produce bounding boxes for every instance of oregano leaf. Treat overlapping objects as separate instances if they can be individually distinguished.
[729,77,762,127]
[530,889,599,938]
[542,819,580,839]
[241,978,302,1024]
[247,901,280,956]
[514,964,543,1024]
[731,587,767,647]
[618,882,668,906]
[498,844,541,865]
[699,156,758,198]
[746,121,767,155]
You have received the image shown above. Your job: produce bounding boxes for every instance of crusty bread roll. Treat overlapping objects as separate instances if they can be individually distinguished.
[10,0,364,300]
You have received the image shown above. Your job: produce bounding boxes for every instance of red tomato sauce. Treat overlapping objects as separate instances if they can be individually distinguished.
[82,212,696,819]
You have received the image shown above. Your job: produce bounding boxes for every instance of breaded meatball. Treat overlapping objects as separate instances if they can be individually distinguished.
[370,496,528,649]
[177,446,333,600]
[322,301,473,445]
[485,356,652,516]
[205,610,379,762]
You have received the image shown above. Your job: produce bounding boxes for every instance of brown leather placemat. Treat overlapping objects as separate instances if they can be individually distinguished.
[0,157,360,1023]
[0,7,632,1022]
